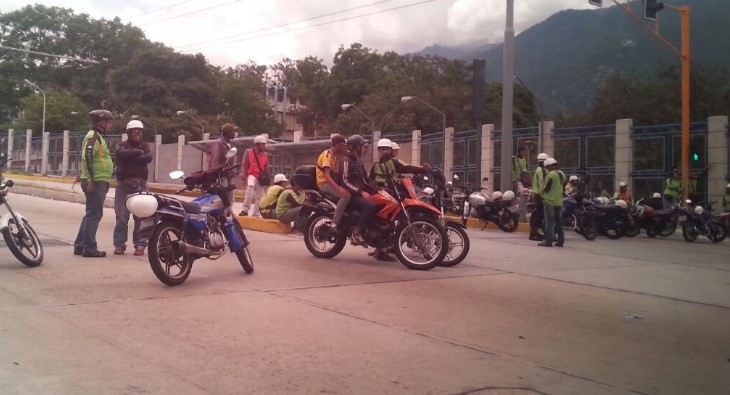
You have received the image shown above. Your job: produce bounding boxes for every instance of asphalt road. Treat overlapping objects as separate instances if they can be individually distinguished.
[1,194,729,395]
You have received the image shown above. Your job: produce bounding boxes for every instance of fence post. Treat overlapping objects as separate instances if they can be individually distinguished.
[176,134,185,172]
[444,127,455,181]
[371,130,381,164]
[614,119,634,192]
[542,121,555,157]
[482,124,494,195]
[154,134,162,182]
[411,130,421,165]
[41,132,50,175]
[7,129,13,170]
[293,130,302,143]
[62,130,69,177]
[202,132,210,171]
[24,129,32,173]
[707,115,729,206]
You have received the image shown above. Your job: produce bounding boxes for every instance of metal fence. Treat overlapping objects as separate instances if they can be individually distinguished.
[420,132,444,169]
[452,129,480,184]
[491,127,540,191]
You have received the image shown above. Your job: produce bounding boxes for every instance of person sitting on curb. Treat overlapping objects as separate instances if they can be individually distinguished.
[259,174,288,219]
[276,178,306,235]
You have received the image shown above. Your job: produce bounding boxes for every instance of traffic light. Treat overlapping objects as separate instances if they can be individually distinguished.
[464,58,486,123]
[644,0,664,21]
[588,0,602,7]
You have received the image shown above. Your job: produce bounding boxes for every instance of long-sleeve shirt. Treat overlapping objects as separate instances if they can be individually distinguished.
[115,140,152,181]
[339,153,374,195]
[208,137,232,169]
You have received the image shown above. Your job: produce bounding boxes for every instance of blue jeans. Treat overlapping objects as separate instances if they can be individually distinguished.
[543,203,564,244]
[74,181,109,254]
[348,195,376,229]
[113,180,148,249]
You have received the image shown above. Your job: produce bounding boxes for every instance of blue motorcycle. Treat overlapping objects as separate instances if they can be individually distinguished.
[127,150,252,286]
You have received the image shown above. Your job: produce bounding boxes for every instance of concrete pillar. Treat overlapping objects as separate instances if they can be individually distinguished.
[62,130,70,177]
[202,132,210,171]
[24,129,32,173]
[176,134,185,172]
[541,121,555,157]
[7,129,13,170]
[707,116,728,206]
[411,129,421,165]
[41,132,49,175]
[293,130,302,143]
[614,119,633,190]
[443,127,455,180]
[482,124,495,194]
[372,130,381,164]
[121,133,128,142]
[154,134,162,182]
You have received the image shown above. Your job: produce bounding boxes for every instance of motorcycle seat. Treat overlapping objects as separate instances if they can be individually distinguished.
[180,201,202,213]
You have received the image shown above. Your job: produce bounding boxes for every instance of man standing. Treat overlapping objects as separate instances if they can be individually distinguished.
[316,134,349,229]
[209,123,239,204]
[663,169,683,209]
[529,153,549,241]
[74,109,115,258]
[113,120,153,256]
[512,146,529,192]
[239,135,269,218]
[538,157,565,248]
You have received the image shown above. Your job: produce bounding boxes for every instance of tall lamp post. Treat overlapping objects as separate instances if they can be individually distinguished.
[401,96,446,168]
[24,79,45,137]
[340,103,375,134]
[514,76,546,154]
[176,110,204,135]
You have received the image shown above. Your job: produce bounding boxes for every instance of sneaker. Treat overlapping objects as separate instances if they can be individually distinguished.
[134,246,146,256]
[113,246,125,255]
[537,241,552,247]
[238,208,249,216]
[554,242,564,247]
[350,233,366,246]
[529,234,544,241]
[374,252,397,262]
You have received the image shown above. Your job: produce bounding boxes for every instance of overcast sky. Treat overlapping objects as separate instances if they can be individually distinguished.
[1,0,597,67]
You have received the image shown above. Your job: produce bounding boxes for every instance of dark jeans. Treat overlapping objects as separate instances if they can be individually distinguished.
[74,180,109,254]
[113,180,147,249]
[530,196,544,235]
[278,206,305,232]
[544,203,564,245]
[348,195,376,229]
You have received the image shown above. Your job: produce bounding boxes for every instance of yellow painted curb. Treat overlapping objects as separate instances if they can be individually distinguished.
[444,215,531,233]
[237,215,291,234]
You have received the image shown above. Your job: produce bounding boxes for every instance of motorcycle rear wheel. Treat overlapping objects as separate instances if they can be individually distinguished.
[707,220,727,243]
[602,217,624,240]
[232,219,254,273]
[624,217,641,238]
[439,224,470,267]
[659,221,677,237]
[497,210,519,233]
[394,217,446,270]
[2,218,43,267]
[579,217,598,241]
[682,222,698,242]
[304,214,346,259]
[149,221,193,286]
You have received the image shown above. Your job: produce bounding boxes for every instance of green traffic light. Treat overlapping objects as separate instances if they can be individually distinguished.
[692,153,699,161]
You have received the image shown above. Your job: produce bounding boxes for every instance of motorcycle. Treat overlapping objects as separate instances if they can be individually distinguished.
[591,198,630,239]
[632,198,683,238]
[126,148,253,286]
[294,165,448,271]
[465,188,519,233]
[416,171,471,267]
[562,191,599,240]
[682,202,726,243]
[0,151,44,267]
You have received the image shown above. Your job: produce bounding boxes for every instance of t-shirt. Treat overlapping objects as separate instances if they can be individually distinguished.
[316,149,337,187]
[259,185,284,213]
[276,189,305,218]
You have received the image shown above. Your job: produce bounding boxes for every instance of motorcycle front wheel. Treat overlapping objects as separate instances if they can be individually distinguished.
[232,219,254,274]
[304,214,346,259]
[148,221,193,286]
[394,217,447,270]
[497,210,519,233]
[659,220,677,237]
[2,218,43,267]
[439,224,470,267]
[681,222,698,242]
[707,220,726,243]
[579,216,598,241]
[624,216,641,238]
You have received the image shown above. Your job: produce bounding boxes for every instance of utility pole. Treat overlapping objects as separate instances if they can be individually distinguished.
[500,0,515,192]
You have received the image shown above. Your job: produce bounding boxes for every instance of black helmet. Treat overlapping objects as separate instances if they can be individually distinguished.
[346,134,367,150]
[89,109,114,121]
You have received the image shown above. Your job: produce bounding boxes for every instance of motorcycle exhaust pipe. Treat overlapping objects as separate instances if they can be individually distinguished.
[172,240,214,257]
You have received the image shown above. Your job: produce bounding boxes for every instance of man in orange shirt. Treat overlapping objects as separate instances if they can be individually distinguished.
[239,135,269,218]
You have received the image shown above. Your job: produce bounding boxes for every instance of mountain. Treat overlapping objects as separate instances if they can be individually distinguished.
[414,42,499,59]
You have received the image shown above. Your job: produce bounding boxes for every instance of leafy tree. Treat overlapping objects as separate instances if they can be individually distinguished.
[5,88,88,133]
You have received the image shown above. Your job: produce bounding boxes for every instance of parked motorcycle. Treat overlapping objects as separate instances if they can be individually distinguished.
[0,151,44,267]
[465,188,519,233]
[127,148,253,286]
[294,165,448,271]
[562,191,599,240]
[632,198,683,238]
[592,198,630,239]
[682,202,726,243]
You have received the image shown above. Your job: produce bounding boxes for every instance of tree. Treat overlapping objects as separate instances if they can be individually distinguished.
[8,88,88,133]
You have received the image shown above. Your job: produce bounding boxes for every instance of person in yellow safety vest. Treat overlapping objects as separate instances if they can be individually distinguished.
[663,168,683,209]
[512,146,529,192]
[369,138,430,189]
[613,181,633,205]
[529,153,549,241]
[538,157,565,247]
[564,175,580,197]
[723,183,730,212]
[687,168,708,205]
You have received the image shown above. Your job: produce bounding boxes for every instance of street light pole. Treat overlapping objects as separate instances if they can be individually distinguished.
[500,0,515,193]
[24,79,45,137]
[340,103,375,135]
[515,76,546,154]
[401,96,446,168]
[176,110,204,135]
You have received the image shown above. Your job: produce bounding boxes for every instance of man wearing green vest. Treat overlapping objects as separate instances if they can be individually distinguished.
[538,157,565,247]
[723,183,730,212]
[529,153,549,241]
[512,146,529,192]
[663,168,683,209]
[369,138,429,189]
[74,109,115,258]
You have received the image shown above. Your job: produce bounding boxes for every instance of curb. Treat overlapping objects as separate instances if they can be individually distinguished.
[444,215,531,233]
[236,216,291,234]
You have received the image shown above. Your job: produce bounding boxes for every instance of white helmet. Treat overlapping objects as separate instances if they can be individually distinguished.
[391,142,400,150]
[615,199,628,209]
[694,205,705,215]
[537,153,549,161]
[273,174,288,184]
[126,193,158,218]
[652,192,661,199]
[126,120,144,131]
[502,190,516,200]
[254,135,267,144]
[726,183,730,188]
[544,157,557,167]
[596,197,607,205]
[423,187,435,195]
[491,191,503,200]
[569,175,579,182]
[377,138,393,148]
[619,181,627,188]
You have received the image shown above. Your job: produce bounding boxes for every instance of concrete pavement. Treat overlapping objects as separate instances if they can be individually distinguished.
[0,192,729,394]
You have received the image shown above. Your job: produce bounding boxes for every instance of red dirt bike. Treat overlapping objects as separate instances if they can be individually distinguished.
[293,165,448,271]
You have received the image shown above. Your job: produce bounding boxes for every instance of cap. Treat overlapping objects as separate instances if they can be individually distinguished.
[331,134,346,146]
[89,109,114,121]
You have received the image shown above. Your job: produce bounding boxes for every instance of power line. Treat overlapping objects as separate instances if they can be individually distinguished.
[181,0,439,53]
[122,0,197,21]
[176,0,395,50]
[0,44,100,64]
[140,0,246,27]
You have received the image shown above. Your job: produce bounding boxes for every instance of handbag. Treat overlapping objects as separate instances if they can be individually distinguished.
[252,149,271,186]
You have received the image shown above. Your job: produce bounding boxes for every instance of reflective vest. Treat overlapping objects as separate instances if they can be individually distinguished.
[532,167,545,195]
[542,170,565,207]
[372,159,397,186]
[664,178,682,199]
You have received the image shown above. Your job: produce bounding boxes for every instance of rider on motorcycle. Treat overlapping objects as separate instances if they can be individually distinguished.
[613,182,633,204]
[339,135,377,246]
[369,138,430,190]
[564,175,580,197]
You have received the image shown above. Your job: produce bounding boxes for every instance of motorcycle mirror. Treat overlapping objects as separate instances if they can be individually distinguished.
[423,176,429,181]
[686,199,692,204]
[225,147,238,159]
[169,170,185,180]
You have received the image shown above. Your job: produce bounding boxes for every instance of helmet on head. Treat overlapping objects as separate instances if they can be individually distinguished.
[537,153,549,161]
[596,197,607,205]
[423,187,435,196]
[619,181,627,188]
[569,175,579,182]
[491,191,503,200]
[377,138,392,148]
[391,142,400,150]
[694,205,705,215]
[347,134,367,149]
[652,192,661,199]
[502,190,516,200]
[273,174,288,184]
[726,183,730,189]
[89,109,114,121]
[615,199,628,209]
[253,135,267,145]
[126,120,144,131]
[544,157,557,167]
